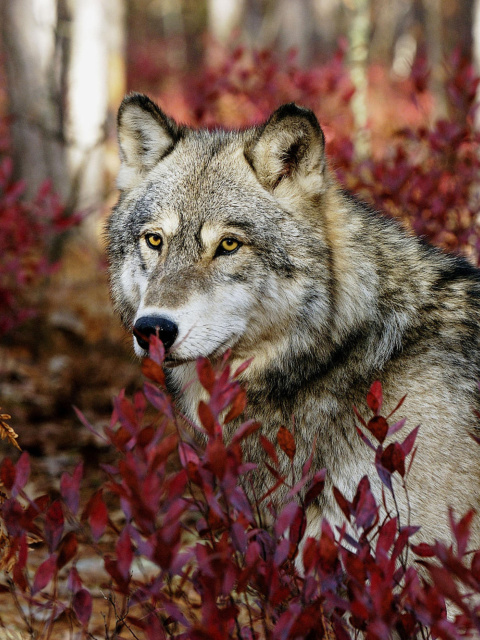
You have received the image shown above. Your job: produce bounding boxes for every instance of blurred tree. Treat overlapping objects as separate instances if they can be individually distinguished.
[474,0,480,129]
[207,0,245,43]
[0,0,126,215]
[424,0,448,119]
[348,0,371,159]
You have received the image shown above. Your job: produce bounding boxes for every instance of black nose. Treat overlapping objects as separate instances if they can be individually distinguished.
[133,316,178,352]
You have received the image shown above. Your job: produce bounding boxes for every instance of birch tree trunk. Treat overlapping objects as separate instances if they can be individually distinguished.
[473,0,480,130]
[207,0,245,43]
[348,0,371,160]
[0,0,125,214]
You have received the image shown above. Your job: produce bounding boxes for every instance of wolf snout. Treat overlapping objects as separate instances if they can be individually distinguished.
[133,316,178,352]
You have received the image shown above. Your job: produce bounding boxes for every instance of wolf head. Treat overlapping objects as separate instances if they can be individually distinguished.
[107,94,336,366]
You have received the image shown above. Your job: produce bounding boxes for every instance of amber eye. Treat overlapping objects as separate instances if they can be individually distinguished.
[145,233,163,251]
[215,237,242,257]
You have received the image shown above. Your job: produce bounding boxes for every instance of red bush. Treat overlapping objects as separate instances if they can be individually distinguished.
[0,141,80,336]
[1,338,480,638]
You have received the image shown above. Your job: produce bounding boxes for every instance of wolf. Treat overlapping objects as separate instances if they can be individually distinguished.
[107,93,480,548]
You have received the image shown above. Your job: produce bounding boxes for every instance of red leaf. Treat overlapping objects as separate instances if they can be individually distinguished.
[73,588,93,626]
[68,567,83,594]
[0,458,15,491]
[277,426,296,460]
[412,542,436,558]
[353,476,378,529]
[302,437,317,477]
[471,550,480,582]
[387,417,407,438]
[352,404,368,428]
[302,537,318,574]
[45,500,64,553]
[449,508,474,557]
[366,380,383,415]
[198,400,216,435]
[224,388,247,423]
[56,531,78,569]
[148,333,165,365]
[333,487,351,522]
[260,435,279,465]
[427,565,465,609]
[196,357,215,393]
[355,425,375,450]
[73,406,106,441]
[178,443,199,468]
[18,533,28,569]
[386,394,406,420]
[142,357,166,385]
[12,564,28,592]
[305,469,326,507]
[375,517,398,559]
[231,419,261,444]
[83,491,108,542]
[32,555,57,594]
[143,382,173,419]
[381,442,405,477]
[60,462,83,515]
[318,521,338,572]
[275,502,301,536]
[289,506,306,551]
[367,415,388,444]
[151,433,178,468]
[206,437,227,479]
[401,425,419,457]
[116,528,133,581]
[114,395,139,435]
[13,452,30,495]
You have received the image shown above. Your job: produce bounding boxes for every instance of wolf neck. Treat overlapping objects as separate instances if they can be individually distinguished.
[236,184,428,404]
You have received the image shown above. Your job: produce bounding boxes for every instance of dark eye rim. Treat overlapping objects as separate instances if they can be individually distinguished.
[214,237,243,258]
[145,232,163,251]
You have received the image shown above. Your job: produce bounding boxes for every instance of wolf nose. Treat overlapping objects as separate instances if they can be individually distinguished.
[133,316,178,352]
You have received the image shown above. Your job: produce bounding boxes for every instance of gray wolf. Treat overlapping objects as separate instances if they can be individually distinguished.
[107,93,480,548]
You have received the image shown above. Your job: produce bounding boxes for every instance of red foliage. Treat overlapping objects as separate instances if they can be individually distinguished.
[2,347,480,638]
[0,151,80,336]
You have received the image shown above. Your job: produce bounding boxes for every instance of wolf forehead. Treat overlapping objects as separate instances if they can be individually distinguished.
[118,151,269,229]
[111,139,309,255]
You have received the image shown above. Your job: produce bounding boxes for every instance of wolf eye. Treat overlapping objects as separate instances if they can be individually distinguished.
[145,233,163,251]
[215,238,242,257]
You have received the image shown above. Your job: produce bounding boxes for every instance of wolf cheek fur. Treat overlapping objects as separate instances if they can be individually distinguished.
[107,92,480,549]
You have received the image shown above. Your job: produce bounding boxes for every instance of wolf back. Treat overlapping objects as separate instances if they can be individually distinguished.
[107,93,480,548]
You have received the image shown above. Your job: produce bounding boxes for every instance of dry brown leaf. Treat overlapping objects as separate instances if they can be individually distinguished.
[0,410,20,451]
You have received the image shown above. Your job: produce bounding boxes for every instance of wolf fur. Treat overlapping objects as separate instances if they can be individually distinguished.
[107,93,480,548]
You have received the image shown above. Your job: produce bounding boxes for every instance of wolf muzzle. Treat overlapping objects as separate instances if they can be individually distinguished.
[133,316,178,352]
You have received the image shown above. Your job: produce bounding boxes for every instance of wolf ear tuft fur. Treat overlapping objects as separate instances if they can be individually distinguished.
[245,103,326,197]
[116,93,183,190]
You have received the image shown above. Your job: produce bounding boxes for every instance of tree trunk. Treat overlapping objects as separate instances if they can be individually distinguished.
[473,0,480,130]
[0,0,125,214]
[207,0,245,43]
[423,0,448,120]
[348,0,372,160]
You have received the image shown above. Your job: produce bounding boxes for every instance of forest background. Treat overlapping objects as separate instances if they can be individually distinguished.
[2,0,480,637]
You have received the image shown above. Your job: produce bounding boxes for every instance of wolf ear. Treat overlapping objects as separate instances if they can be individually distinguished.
[116,93,183,190]
[245,103,326,198]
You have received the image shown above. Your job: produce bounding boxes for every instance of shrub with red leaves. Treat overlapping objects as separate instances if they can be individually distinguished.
[1,338,480,638]
[0,151,79,336]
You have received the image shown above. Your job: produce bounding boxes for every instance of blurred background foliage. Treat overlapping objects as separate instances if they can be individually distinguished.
[0,0,480,466]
